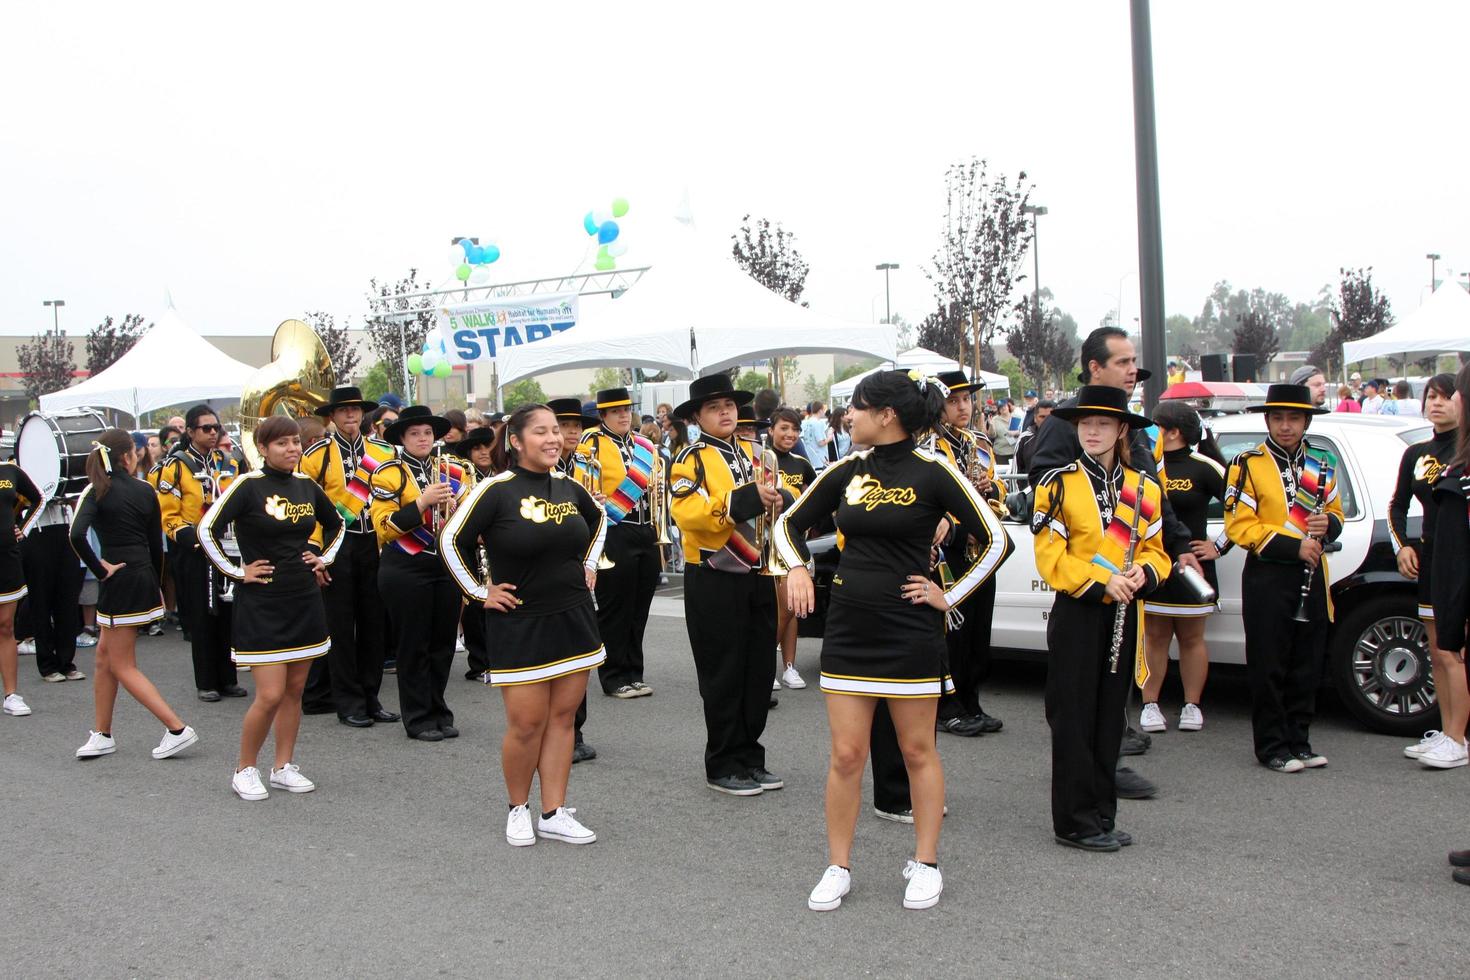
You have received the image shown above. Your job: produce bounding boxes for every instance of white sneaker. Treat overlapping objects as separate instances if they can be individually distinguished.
[807,865,852,911]
[1405,731,1445,759]
[41,672,67,683]
[1139,702,1167,733]
[1420,737,1469,770]
[16,638,36,655]
[506,803,536,847]
[152,726,198,760]
[901,860,943,910]
[773,675,781,691]
[1178,703,1204,731]
[782,665,807,690]
[75,632,98,648]
[2,693,31,716]
[232,766,269,801]
[537,806,597,844]
[269,763,316,793]
[76,731,116,758]
[455,634,467,653]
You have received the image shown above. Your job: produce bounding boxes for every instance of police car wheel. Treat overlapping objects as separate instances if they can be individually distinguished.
[1330,596,1437,737]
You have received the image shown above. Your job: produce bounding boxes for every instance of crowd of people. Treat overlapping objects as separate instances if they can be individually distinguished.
[5,327,1470,907]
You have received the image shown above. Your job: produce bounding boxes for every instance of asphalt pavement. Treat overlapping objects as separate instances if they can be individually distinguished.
[4,600,1470,978]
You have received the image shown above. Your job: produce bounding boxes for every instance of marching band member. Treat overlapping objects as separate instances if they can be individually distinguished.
[779,370,1008,912]
[579,387,660,699]
[442,404,608,847]
[21,478,85,684]
[199,416,345,801]
[1224,383,1343,773]
[1400,373,1464,768]
[550,396,603,763]
[299,385,400,729]
[0,442,42,718]
[1032,386,1169,852]
[69,428,197,760]
[670,375,791,797]
[450,424,498,683]
[157,405,247,703]
[1139,402,1230,734]
[371,406,461,742]
[768,407,816,690]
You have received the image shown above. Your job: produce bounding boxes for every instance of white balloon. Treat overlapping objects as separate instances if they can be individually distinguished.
[448,246,466,267]
[421,350,441,370]
[608,241,629,257]
[469,265,492,284]
[592,210,610,227]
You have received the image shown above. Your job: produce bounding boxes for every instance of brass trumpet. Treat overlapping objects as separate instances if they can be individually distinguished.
[429,441,475,529]
[754,448,789,577]
[578,453,617,570]
[650,454,673,546]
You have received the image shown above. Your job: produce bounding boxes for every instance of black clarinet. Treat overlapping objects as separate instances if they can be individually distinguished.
[1291,444,1328,624]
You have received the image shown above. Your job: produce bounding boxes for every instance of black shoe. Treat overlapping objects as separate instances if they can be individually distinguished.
[197,689,221,702]
[370,708,400,723]
[1108,830,1134,847]
[572,741,597,764]
[220,684,248,698]
[464,669,485,681]
[1454,867,1470,886]
[706,774,762,796]
[1114,766,1157,799]
[1449,849,1470,868]
[410,729,445,742]
[973,710,1004,733]
[440,724,459,739]
[769,696,779,709]
[1055,832,1120,852]
[1120,728,1150,756]
[301,702,336,716]
[750,767,784,790]
[937,715,984,737]
[339,714,374,728]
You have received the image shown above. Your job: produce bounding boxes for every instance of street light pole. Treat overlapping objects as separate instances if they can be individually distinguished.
[42,299,65,335]
[875,263,898,324]
[1427,252,1441,291]
[1021,205,1048,311]
[1129,0,1168,412]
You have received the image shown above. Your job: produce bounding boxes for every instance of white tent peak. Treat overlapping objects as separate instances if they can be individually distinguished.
[1342,278,1470,365]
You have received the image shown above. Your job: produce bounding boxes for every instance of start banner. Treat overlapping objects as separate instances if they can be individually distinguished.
[436,293,579,363]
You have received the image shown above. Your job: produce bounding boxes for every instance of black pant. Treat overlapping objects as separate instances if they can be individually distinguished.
[320,532,387,717]
[1045,594,1132,838]
[379,551,458,736]
[1242,557,1327,763]
[871,701,912,813]
[595,522,659,692]
[21,526,83,677]
[173,545,236,693]
[684,565,776,779]
[462,599,489,676]
[938,576,997,721]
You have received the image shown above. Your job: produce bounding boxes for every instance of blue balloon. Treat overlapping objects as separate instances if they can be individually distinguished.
[482,244,500,263]
[468,245,485,264]
[583,212,598,236]
[458,238,475,257]
[597,220,620,244]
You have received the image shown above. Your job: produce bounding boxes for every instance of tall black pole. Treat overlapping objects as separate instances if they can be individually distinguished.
[883,267,892,324]
[1130,0,1166,412]
[1032,216,1042,309]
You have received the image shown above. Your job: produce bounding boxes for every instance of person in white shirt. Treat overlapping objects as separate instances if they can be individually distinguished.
[1360,381,1385,414]
[800,401,832,471]
[1383,380,1420,417]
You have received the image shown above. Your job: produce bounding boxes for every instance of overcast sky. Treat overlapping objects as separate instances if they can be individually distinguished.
[3,1,1466,352]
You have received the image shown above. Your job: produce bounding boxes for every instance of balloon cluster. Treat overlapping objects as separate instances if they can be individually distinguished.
[450,237,501,284]
[581,198,630,271]
[408,336,454,379]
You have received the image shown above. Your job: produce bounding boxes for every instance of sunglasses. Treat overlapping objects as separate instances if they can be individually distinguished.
[193,424,222,433]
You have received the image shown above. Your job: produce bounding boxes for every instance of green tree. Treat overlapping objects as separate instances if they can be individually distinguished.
[834,359,879,384]
[363,269,435,395]
[994,358,1026,400]
[588,367,624,399]
[1231,310,1281,367]
[1312,267,1394,375]
[735,370,769,393]
[501,378,548,411]
[358,361,394,403]
[85,313,149,376]
[1165,314,1200,360]
[304,310,361,379]
[801,373,829,404]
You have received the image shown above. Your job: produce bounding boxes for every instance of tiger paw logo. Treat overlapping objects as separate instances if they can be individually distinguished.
[520,495,578,525]
[265,495,314,522]
[843,474,917,511]
[1415,454,1445,485]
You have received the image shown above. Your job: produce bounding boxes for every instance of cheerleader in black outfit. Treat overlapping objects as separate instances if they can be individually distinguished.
[779,371,1009,913]
[200,416,345,801]
[69,429,197,760]
[441,405,608,848]
[1139,402,1230,734]
[1391,374,1464,767]
[0,443,42,718]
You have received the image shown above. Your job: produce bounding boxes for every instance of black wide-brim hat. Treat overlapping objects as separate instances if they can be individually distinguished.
[383,405,452,444]
[934,370,978,393]
[316,385,380,417]
[595,387,633,410]
[736,403,770,430]
[1051,385,1154,429]
[447,426,496,453]
[1245,383,1329,415]
[547,397,600,429]
[675,374,754,421]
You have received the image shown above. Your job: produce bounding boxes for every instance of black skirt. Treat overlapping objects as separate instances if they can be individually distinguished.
[485,596,604,687]
[1418,541,1434,622]
[1143,558,1219,619]
[0,551,24,604]
[819,595,949,698]
[230,583,330,666]
[96,565,165,628]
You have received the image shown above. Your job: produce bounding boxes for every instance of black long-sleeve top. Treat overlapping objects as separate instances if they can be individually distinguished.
[1027,401,1192,558]
[69,473,164,580]
[1158,446,1232,554]
[1390,428,1456,553]
[198,464,345,595]
[773,439,1011,610]
[0,462,43,557]
[440,465,608,616]
[1431,466,1470,652]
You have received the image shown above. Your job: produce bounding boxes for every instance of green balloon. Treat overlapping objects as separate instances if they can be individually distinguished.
[597,244,610,258]
[456,263,472,282]
[611,197,629,218]
[407,353,424,374]
[433,361,452,378]
[595,255,616,271]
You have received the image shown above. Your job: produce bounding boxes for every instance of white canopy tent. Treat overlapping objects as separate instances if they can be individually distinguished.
[1342,280,1470,364]
[40,303,256,420]
[493,222,896,386]
[829,348,1010,406]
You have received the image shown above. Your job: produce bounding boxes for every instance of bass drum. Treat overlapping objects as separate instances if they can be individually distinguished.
[16,409,109,502]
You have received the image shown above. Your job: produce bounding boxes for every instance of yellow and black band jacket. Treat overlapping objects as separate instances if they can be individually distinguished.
[301,432,398,534]
[578,425,653,525]
[1224,438,1344,621]
[670,435,791,572]
[157,445,243,548]
[369,454,447,558]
